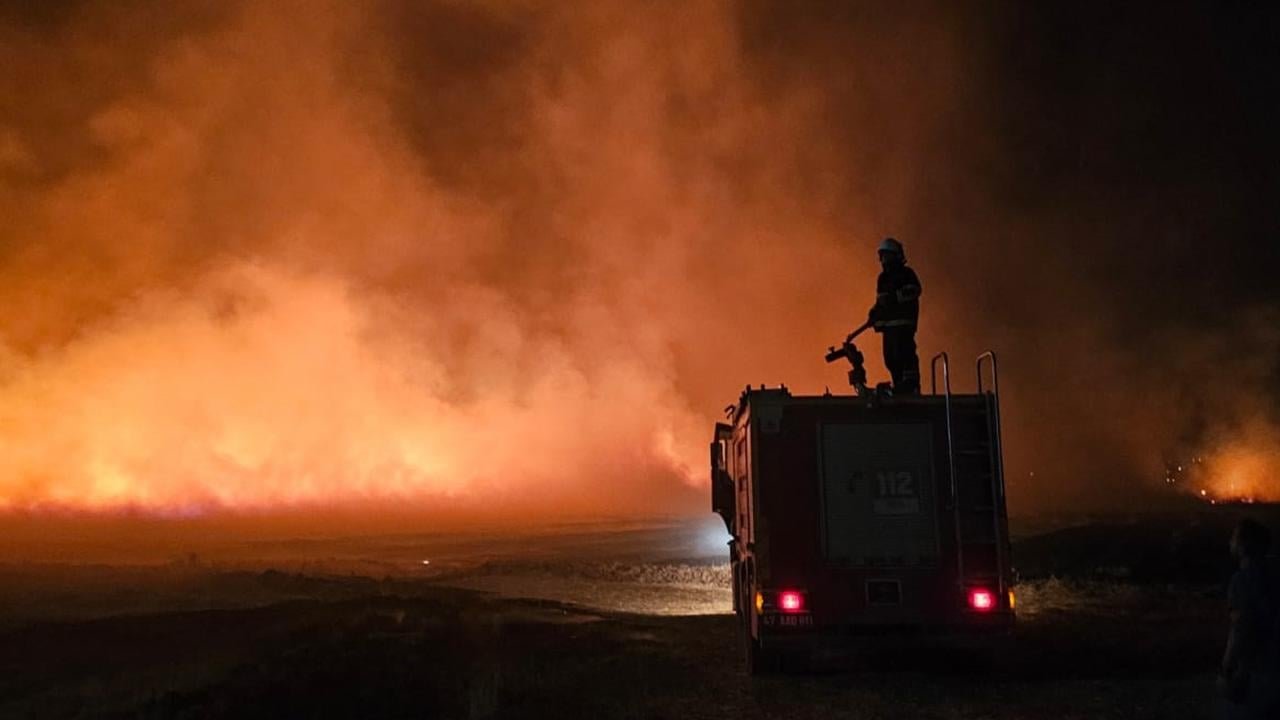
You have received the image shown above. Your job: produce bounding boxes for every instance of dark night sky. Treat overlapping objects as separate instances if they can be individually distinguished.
[982,1,1280,503]
[985,2,1279,311]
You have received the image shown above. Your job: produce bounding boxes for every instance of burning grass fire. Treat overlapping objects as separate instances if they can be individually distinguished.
[1164,422,1280,505]
[0,261,708,518]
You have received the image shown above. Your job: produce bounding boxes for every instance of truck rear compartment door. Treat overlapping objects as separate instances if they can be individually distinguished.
[819,423,940,567]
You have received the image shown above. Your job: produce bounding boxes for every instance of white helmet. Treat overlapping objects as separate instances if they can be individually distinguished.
[878,237,904,259]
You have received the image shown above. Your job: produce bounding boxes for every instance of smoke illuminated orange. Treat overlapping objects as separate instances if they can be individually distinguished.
[4,1,1275,529]
[0,1,906,521]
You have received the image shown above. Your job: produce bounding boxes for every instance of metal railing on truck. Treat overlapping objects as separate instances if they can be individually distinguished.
[931,351,1006,603]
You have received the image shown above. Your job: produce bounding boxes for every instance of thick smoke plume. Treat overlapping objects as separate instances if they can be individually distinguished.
[0,1,1277,531]
[0,0,897,522]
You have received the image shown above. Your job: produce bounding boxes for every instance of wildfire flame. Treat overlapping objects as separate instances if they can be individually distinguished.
[1186,420,1280,504]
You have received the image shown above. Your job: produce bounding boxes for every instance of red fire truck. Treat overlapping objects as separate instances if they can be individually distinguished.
[711,350,1014,672]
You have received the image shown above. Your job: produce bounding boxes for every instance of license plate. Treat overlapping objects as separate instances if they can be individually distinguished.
[763,614,814,627]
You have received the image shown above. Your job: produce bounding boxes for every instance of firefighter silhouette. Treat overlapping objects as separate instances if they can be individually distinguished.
[866,237,922,394]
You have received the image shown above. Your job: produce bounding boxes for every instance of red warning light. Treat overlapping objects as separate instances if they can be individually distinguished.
[968,589,995,611]
[778,590,805,613]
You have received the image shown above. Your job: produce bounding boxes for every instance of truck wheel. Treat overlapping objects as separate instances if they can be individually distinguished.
[742,616,782,675]
[740,594,765,673]
[740,564,778,675]
[745,634,778,675]
[730,564,741,615]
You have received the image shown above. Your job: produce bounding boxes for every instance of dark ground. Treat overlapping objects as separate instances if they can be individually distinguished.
[2,509,1272,719]
[0,577,1224,720]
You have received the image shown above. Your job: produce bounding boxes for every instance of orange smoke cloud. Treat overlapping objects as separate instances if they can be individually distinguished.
[4,1,960,521]
[8,1,1268,527]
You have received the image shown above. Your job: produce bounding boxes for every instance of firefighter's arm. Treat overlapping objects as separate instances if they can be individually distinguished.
[895,271,922,303]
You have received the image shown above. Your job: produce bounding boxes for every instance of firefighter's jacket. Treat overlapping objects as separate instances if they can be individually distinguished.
[869,264,922,331]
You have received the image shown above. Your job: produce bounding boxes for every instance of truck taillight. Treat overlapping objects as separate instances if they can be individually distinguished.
[968,588,995,611]
[778,590,805,613]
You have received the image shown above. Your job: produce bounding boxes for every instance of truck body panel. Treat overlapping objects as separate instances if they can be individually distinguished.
[713,380,1013,671]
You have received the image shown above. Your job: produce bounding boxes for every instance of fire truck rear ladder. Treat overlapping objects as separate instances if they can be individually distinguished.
[930,352,961,587]
[977,351,1007,604]
[932,351,1006,599]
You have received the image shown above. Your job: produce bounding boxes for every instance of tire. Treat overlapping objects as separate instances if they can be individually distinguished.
[739,566,772,675]
[744,632,779,675]
[740,591,756,673]
[737,563,747,614]
[737,564,811,675]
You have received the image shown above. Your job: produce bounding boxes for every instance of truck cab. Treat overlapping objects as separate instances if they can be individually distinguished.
[711,353,1013,673]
